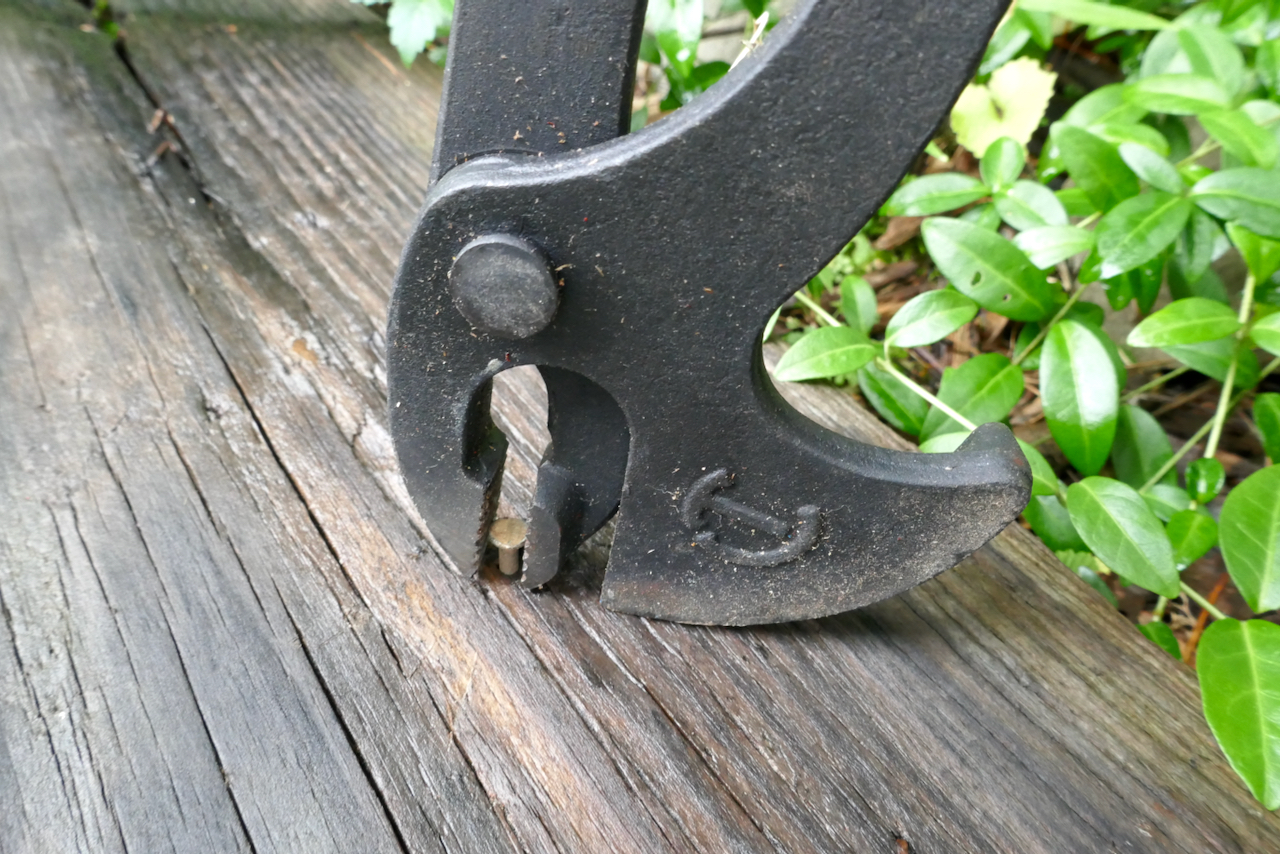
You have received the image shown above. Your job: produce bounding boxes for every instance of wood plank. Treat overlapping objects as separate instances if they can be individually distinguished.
[2,0,1278,851]
[0,6,509,853]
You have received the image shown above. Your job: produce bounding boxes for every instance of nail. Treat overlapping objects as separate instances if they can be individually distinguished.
[488,517,528,576]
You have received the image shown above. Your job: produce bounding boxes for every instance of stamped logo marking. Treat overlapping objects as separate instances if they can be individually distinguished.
[679,469,820,567]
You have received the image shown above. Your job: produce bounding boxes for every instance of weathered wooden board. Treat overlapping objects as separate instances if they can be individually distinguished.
[2,1,1278,851]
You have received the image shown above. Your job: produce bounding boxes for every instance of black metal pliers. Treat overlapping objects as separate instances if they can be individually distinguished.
[387,0,1030,625]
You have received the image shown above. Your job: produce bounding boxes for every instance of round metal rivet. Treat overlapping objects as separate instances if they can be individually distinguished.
[449,234,558,339]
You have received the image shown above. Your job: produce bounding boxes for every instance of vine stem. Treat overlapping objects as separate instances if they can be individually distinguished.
[874,358,978,432]
[1076,211,1102,229]
[789,290,978,431]
[793,290,842,328]
[1178,113,1280,168]
[1203,273,1257,461]
[1140,410,1215,493]
[1011,282,1091,367]
[1182,582,1229,622]
[1122,365,1190,402]
[1139,355,1280,493]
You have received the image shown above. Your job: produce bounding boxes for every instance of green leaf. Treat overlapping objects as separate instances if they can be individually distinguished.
[960,203,1002,231]
[1170,262,1230,307]
[1128,297,1242,348]
[1200,110,1279,170]
[1197,618,1280,809]
[883,173,989,216]
[1124,74,1231,115]
[1138,27,1185,80]
[1066,301,1106,329]
[1013,226,1096,270]
[1017,439,1058,498]
[1092,123,1171,158]
[1241,101,1280,149]
[994,180,1069,231]
[885,290,979,350]
[1132,253,1166,315]
[840,275,879,335]
[1259,39,1280,96]
[1100,252,1165,314]
[385,0,454,65]
[773,327,876,382]
[1163,338,1259,388]
[1012,323,1043,369]
[1096,192,1193,278]
[1177,209,1228,284]
[1192,169,1280,240]
[1138,621,1181,658]
[1177,25,1247,100]
[1111,405,1175,489]
[1228,224,1280,283]
[1061,83,1147,129]
[646,0,703,48]
[920,218,1059,321]
[1053,125,1140,212]
[1154,113,1193,163]
[1066,477,1180,597]
[980,137,1026,192]
[919,432,969,454]
[1042,320,1119,475]
[1018,0,1171,32]
[1167,509,1218,571]
[1025,495,1087,552]
[1145,483,1191,522]
[1254,393,1280,464]
[858,362,929,437]
[1118,142,1184,194]
[1186,457,1226,504]
[1220,466,1280,612]
[1017,8,1055,50]
[980,15,1034,76]
[1251,313,1280,358]
[920,353,1025,441]
[1056,187,1097,218]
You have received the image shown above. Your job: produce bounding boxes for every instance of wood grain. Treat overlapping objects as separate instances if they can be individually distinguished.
[1,1,1278,851]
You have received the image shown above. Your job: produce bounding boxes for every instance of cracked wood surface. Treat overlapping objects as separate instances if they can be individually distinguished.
[1,1,1278,852]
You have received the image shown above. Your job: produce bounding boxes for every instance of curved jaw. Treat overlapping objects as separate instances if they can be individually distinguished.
[601,419,1029,626]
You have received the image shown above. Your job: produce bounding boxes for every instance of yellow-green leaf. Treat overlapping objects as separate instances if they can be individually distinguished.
[951,57,1057,156]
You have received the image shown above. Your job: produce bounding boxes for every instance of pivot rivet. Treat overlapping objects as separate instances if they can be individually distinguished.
[449,234,559,339]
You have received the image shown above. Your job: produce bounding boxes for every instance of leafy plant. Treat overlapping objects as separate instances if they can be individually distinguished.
[771,0,1280,807]
[353,0,453,66]
[635,0,775,127]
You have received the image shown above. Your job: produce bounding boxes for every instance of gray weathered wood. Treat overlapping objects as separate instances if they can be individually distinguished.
[2,1,1278,851]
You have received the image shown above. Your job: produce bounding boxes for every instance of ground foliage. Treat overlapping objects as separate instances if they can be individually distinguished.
[766,0,1280,809]
[366,0,1280,810]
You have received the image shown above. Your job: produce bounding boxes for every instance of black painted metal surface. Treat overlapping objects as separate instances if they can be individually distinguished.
[389,0,1030,625]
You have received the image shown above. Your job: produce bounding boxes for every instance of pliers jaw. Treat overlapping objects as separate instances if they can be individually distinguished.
[388,0,1028,625]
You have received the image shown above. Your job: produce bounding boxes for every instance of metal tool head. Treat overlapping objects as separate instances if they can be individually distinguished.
[388,0,1029,625]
